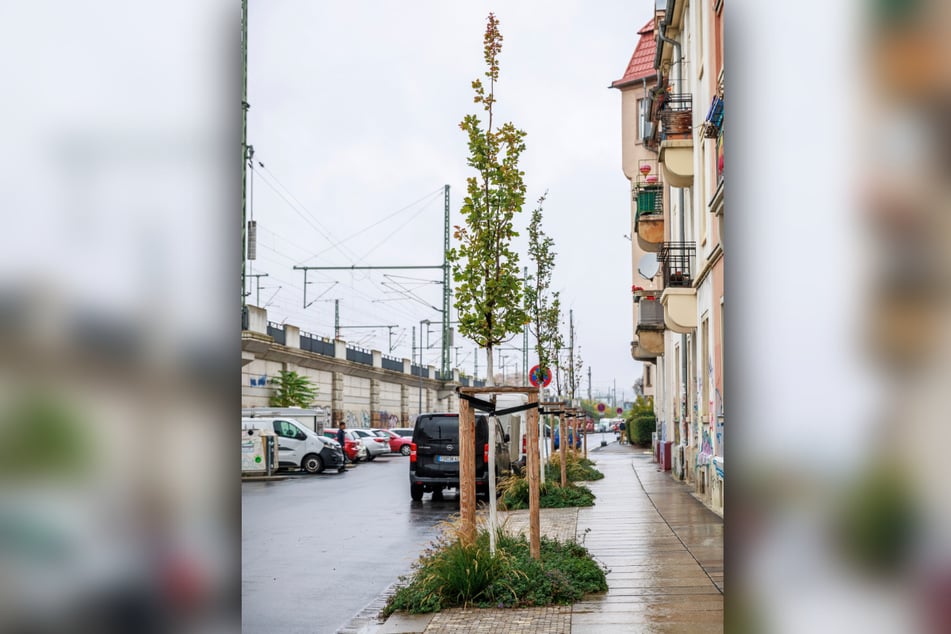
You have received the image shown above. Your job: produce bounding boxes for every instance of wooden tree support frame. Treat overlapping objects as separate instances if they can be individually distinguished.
[457,386,542,558]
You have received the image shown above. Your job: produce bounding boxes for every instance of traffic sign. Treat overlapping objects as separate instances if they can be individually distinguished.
[597,403,605,413]
[617,407,623,414]
[529,365,552,387]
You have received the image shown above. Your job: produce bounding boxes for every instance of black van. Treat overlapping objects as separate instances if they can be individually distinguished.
[409,413,512,500]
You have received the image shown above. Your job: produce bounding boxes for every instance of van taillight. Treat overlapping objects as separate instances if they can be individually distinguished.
[410,443,417,463]
[484,443,489,464]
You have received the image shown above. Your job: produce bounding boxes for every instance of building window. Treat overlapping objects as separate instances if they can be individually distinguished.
[638,98,650,142]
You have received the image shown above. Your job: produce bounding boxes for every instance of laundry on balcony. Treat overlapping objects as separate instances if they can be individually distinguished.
[703,95,723,138]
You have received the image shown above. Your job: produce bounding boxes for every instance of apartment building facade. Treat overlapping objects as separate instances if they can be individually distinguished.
[613,0,724,514]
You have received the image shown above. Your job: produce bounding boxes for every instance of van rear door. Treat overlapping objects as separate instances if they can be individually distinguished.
[413,414,489,477]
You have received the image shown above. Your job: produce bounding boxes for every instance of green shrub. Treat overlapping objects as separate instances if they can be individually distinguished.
[383,526,608,616]
[546,453,604,483]
[498,479,595,510]
[629,414,655,446]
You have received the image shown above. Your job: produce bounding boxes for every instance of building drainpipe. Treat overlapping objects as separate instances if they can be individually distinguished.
[656,2,683,95]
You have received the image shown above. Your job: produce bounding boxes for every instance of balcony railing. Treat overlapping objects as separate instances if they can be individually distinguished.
[659,242,696,288]
[659,93,693,138]
[634,183,664,219]
[703,95,723,139]
[638,299,665,329]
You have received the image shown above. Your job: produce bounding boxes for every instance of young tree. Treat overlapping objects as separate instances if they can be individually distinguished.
[269,370,318,408]
[524,192,562,490]
[524,192,561,382]
[450,12,529,384]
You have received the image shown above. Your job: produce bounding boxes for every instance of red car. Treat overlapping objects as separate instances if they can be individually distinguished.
[376,429,413,456]
[321,429,363,462]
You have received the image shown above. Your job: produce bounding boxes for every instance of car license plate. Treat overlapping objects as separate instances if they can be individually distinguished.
[436,455,459,463]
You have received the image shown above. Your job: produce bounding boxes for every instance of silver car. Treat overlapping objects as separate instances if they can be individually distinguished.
[351,428,390,461]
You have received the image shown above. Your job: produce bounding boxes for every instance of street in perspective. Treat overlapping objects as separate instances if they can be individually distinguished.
[242,2,725,632]
[241,433,723,633]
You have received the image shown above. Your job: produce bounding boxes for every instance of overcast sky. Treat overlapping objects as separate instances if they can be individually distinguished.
[246,1,652,401]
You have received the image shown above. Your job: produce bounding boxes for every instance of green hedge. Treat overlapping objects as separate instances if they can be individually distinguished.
[627,414,655,446]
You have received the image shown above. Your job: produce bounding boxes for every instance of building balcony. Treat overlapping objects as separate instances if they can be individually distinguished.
[656,92,694,187]
[659,93,692,138]
[632,293,666,355]
[633,182,664,251]
[659,242,697,333]
[661,288,697,333]
[659,241,696,288]
[659,139,694,187]
[637,298,665,330]
[631,336,659,361]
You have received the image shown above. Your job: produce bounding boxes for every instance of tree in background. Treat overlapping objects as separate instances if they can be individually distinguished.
[450,13,529,384]
[269,370,318,408]
[524,192,562,384]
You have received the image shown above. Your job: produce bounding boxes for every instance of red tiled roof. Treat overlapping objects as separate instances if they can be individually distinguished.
[611,19,656,88]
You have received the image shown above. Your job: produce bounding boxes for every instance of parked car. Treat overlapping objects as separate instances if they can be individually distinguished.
[409,413,512,501]
[553,425,582,450]
[375,428,413,455]
[242,417,345,474]
[351,428,389,460]
[321,429,368,462]
[391,427,414,439]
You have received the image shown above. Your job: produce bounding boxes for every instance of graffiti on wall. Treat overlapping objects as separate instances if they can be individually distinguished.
[344,410,371,427]
[378,411,400,427]
[250,375,267,387]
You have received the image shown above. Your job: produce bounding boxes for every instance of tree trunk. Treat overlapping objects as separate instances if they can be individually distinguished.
[459,396,476,545]
[560,416,567,488]
[526,390,541,559]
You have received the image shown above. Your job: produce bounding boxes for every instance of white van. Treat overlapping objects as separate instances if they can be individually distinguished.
[241,417,346,474]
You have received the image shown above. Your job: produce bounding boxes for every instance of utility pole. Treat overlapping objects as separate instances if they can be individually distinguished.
[336,324,399,352]
[334,299,340,339]
[588,366,592,401]
[240,0,249,306]
[247,273,268,306]
[413,327,420,411]
[441,184,451,379]
[294,261,447,368]
[474,347,479,380]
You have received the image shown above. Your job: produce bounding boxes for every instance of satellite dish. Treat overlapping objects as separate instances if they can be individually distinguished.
[637,253,660,280]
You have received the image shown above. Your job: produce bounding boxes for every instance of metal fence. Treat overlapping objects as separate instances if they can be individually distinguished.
[381,354,403,372]
[267,321,285,345]
[300,331,335,356]
[346,345,373,365]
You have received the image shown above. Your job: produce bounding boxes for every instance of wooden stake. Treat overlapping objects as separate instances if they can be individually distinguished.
[459,395,476,545]
[526,390,540,560]
[584,415,588,458]
[560,416,567,488]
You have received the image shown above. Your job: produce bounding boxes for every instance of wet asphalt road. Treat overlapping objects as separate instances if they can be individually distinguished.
[242,452,462,634]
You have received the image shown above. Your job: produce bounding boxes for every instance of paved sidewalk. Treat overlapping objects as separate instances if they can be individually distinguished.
[360,442,723,633]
